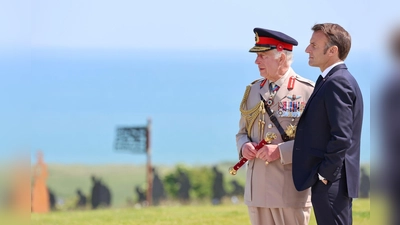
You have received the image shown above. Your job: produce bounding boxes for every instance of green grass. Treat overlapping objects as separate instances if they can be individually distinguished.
[42,163,247,208]
[36,163,368,209]
[30,198,370,225]
[45,164,150,208]
[31,204,251,225]
[26,163,370,224]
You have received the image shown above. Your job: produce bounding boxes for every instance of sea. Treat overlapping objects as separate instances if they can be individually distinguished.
[0,48,370,166]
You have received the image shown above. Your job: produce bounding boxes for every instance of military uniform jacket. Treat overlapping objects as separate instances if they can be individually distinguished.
[236,68,314,208]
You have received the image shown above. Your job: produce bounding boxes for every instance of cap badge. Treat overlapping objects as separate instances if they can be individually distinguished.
[255,32,260,44]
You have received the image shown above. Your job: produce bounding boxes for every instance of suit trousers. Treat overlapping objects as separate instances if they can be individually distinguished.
[311,172,353,225]
[247,206,311,225]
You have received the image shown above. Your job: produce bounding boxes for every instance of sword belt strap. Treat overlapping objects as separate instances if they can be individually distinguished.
[264,103,290,142]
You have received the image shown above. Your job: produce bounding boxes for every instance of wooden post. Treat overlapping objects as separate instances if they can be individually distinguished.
[146,118,153,206]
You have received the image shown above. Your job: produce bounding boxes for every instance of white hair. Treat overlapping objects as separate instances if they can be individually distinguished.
[273,49,293,65]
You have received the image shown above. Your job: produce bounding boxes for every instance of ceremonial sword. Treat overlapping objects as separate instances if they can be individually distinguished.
[229,132,277,175]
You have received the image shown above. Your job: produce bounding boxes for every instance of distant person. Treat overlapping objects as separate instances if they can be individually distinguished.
[76,189,87,209]
[229,180,244,204]
[90,176,101,209]
[152,167,165,206]
[99,182,111,207]
[48,187,56,211]
[292,23,364,225]
[135,185,146,206]
[32,151,50,213]
[211,166,225,205]
[177,170,191,204]
[230,180,244,197]
[90,176,111,209]
[359,168,370,198]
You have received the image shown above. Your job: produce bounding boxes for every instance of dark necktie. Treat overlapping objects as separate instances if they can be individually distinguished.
[315,75,323,87]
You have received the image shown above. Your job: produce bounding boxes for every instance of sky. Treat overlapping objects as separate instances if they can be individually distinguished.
[1,0,399,165]
[31,0,373,51]
[0,0,384,51]
[30,0,369,49]
[2,0,399,51]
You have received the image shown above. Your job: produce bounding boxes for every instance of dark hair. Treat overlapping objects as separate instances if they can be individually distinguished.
[312,23,351,60]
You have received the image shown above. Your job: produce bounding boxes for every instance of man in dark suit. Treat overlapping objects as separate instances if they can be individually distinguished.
[292,23,364,225]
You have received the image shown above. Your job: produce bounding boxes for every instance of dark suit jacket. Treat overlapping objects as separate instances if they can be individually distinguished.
[292,63,363,198]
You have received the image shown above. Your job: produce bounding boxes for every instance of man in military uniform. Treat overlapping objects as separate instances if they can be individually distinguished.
[235,28,314,225]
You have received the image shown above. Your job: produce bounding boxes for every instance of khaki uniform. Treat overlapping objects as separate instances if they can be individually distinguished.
[236,68,314,225]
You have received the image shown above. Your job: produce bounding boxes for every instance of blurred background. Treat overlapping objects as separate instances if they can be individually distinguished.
[1,0,398,223]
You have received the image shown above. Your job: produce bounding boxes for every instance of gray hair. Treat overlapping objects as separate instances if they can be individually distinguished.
[273,49,293,65]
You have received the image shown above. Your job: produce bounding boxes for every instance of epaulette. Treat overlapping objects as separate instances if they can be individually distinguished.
[249,78,263,86]
[295,76,315,87]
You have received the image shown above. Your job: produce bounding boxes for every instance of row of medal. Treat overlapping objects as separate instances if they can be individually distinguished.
[278,101,306,117]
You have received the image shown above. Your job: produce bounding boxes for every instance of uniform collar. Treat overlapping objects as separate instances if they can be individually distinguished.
[269,67,292,87]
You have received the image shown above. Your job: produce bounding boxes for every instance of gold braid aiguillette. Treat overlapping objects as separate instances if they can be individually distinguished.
[240,84,266,140]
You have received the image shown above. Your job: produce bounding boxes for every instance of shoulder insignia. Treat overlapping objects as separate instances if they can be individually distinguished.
[250,78,263,86]
[295,75,315,87]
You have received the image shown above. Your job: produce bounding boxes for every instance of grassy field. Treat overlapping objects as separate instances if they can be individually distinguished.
[40,163,368,209]
[23,163,370,224]
[30,198,370,225]
[41,163,247,208]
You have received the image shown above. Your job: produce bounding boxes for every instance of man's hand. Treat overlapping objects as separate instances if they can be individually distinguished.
[318,173,328,185]
[256,144,280,163]
[241,142,258,160]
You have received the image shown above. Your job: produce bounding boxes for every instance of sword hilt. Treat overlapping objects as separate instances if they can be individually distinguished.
[228,167,237,175]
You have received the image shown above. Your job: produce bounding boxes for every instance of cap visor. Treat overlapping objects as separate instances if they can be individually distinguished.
[249,46,272,52]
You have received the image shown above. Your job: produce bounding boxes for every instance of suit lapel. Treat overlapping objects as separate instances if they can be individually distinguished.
[302,64,348,114]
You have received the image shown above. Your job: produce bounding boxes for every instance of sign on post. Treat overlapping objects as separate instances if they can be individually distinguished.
[114,127,148,153]
[113,119,152,205]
